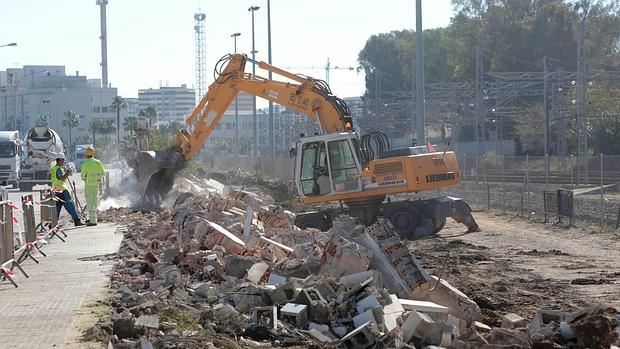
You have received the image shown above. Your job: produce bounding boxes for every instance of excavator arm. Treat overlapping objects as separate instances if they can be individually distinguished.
[177,54,353,159]
[136,53,353,204]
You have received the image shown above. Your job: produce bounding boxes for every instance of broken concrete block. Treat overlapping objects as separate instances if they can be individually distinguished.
[212,303,239,320]
[411,275,480,329]
[223,254,257,278]
[489,327,531,346]
[309,328,339,344]
[231,284,268,313]
[401,310,442,344]
[267,273,287,286]
[440,324,455,347]
[280,303,308,328]
[162,246,182,263]
[353,309,378,328]
[339,270,380,289]
[502,313,527,329]
[245,261,269,284]
[295,288,332,324]
[113,317,135,340]
[399,298,450,313]
[352,232,414,298]
[529,309,566,335]
[136,315,159,330]
[382,294,404,315]
[447,314,466,337]
[252,306,278,332]
[267,280,299,305]
[356,295,381,314]
[340,322,376,349]
[314,281,336,300]
[319,235,371,278]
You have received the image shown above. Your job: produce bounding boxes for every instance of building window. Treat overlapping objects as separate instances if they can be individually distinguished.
[93,106,101,113]
[216,124,222,129]
[102,106,109,113]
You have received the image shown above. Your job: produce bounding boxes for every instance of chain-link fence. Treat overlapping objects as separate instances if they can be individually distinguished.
[440,154,620,228]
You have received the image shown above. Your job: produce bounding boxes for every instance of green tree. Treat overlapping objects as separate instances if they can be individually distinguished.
[158,121,183,136]
[35,115,50,127]
[89,118,103,147]
[144,105,158,127]
[213,138,233,154]
[123,116,137,138]
[111,96,127,146]
[62,110,79,156]
[148,128,173,151]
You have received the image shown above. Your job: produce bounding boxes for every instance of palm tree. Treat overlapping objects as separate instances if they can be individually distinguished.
[144,105,158,128]
[62,110,79,156]
[100,118,116,142]
[111,96,127,146]
[123,115,137,138]
[35,114,50,127]
[89,118,103,147]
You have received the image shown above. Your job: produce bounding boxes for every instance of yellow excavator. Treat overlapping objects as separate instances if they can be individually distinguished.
[134,53,479,239]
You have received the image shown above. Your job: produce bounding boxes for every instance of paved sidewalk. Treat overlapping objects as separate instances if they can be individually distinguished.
[0,223,122,348]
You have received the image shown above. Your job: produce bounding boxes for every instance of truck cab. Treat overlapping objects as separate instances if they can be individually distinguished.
[74,144,94,172]
[0,131,21,188]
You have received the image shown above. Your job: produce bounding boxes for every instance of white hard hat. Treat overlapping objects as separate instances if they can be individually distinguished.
[55,152,65,160]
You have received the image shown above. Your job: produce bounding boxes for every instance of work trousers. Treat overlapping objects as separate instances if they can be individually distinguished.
[85,186,99,224]
[55,190,79,221]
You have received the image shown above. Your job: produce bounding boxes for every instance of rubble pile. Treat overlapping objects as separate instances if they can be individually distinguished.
[92,178,620,349]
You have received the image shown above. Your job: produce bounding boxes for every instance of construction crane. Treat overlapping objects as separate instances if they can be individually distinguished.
[286,58,359,85]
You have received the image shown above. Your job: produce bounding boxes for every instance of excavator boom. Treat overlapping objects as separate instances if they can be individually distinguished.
[135,53,353,204]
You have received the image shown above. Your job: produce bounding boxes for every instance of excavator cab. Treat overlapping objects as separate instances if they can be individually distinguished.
[295,132,363,199]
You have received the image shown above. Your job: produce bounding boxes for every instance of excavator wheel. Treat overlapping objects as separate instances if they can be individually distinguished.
[385,204,422,240]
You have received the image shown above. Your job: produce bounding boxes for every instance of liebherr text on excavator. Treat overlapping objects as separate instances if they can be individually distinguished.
[134,53,479,240]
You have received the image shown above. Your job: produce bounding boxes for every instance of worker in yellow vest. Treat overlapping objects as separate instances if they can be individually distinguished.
[80,147,106,226]
[50,153,83,226]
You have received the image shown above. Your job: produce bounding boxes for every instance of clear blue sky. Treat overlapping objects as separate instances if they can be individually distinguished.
[0,0,453,102]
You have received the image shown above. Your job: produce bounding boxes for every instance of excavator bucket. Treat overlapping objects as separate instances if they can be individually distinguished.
[134,147,186,207]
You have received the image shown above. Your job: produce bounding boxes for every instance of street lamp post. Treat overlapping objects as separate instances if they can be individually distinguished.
[0,43,17,48]
[248,5,260,157]
[231,32,241,154]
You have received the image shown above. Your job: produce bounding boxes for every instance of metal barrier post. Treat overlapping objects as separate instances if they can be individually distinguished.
[526,154,531,217]
[600,154,603,209]
[15,194,45,264]
[545,154,549,185]
[38,189,66,242]
[616,206,620,229]
[501,155,506,215]
[0,201,29,287]
[22,194,36,243]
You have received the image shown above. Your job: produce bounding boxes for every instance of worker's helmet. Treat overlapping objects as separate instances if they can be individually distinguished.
[85,147,95,157]
[55,152,65,160]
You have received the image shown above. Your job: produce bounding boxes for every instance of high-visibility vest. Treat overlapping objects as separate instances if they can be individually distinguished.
[50,165,67,191]
[81,158,105,188]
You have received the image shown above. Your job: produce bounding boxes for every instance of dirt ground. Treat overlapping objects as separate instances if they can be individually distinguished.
[410,211,620,327]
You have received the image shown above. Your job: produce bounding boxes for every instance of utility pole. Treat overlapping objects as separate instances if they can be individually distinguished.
[249,6,260,157]
[576,6,589,184]
[543,56,550,178]
[267,0,275,160]
[415,0,426,145]
[96,0,109,88]
[231,33,241,153]
[474,45,482,168]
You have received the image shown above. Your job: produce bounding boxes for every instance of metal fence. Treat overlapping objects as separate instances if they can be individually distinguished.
[433,154,620,228]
